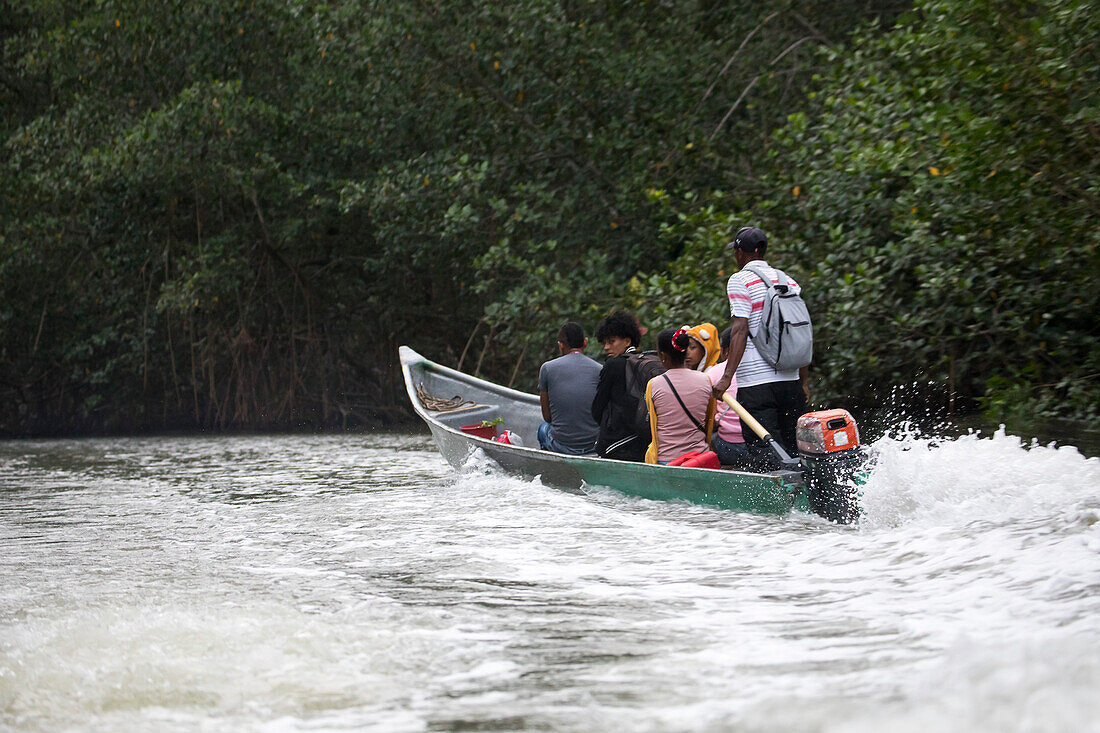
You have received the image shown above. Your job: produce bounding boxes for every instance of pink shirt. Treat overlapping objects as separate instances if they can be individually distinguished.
[706,362,745,444]
[646,369,715,463]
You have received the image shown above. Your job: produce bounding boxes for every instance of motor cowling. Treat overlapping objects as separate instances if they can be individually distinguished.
[797,409,860,454]
[796,409,864,524]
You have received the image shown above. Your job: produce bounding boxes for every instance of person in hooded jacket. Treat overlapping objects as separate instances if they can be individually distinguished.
[683,322,721,372]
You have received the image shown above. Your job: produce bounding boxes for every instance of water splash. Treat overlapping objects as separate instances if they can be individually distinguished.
[858,425,1100,530]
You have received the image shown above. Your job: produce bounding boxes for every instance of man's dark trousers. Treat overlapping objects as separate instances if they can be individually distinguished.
[736,379,806,470]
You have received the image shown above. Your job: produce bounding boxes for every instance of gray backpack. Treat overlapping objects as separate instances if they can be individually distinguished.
[742,263,813,371]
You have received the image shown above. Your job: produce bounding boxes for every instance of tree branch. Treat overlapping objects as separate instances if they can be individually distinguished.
[708,36,816,142]
[692,12,778,117]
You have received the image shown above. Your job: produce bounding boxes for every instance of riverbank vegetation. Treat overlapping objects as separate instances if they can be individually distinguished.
[2,0,1096,435]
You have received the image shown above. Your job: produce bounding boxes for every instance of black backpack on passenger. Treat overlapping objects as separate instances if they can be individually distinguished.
[623,351,666,439]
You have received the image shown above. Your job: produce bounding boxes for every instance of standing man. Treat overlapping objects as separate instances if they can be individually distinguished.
[711,226,810,467]
[538,322,602,454]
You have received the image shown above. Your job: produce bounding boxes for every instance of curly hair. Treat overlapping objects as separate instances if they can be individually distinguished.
[594,310,641,348]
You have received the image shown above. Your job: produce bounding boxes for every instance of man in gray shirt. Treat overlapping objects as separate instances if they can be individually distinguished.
[537,322,602,454]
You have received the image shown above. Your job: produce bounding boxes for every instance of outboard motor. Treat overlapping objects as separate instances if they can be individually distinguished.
[797,409,865,524]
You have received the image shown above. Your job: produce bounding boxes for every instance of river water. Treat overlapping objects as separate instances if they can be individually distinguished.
[1,428,1098,732]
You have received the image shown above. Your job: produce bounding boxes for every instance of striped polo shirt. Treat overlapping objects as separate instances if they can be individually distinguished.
[726,260,802,388]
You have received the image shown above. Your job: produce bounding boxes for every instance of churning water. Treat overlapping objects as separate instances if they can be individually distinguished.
[1,429,1098,732]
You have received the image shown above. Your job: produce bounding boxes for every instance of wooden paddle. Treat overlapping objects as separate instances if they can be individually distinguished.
[719,393,802,470]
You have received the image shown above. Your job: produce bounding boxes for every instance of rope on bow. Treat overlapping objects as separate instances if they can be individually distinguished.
[416,383,476,412]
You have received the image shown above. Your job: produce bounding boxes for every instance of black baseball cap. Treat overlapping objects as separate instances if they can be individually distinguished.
[727,226,767,253]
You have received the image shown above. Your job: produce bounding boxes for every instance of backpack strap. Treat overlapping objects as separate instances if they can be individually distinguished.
[742,262,789,293]
[741,263,776,345]
[661,374,707,435]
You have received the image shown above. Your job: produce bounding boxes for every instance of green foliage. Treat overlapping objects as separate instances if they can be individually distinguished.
[1,0,380,431]
[3,0,1093,433]
[659,0,1099,419]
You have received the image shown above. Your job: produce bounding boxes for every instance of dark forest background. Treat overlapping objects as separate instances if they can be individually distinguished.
[1,0,1096,436]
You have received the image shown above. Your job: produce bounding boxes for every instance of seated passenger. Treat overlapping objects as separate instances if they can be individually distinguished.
[591,311,647,462]
[644,328,716,464]
[683,323,721,372]
[537,322,602,455]
[705,326,750,466]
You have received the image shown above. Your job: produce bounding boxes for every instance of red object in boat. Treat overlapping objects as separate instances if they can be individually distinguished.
[460,423,498,440]
[667,450,721,469]
[495,430,524,446]
[667,450,702,466]
[680,450,721,469]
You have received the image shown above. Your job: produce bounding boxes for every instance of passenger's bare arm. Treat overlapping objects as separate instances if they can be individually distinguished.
[540,390,552,423]
[712,316,748,398]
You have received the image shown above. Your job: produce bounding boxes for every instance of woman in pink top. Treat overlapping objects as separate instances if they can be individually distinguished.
[705,327,750,466]
[644,328,716,464]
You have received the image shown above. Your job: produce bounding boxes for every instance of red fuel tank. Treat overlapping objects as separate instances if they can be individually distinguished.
[796,409,860,454]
